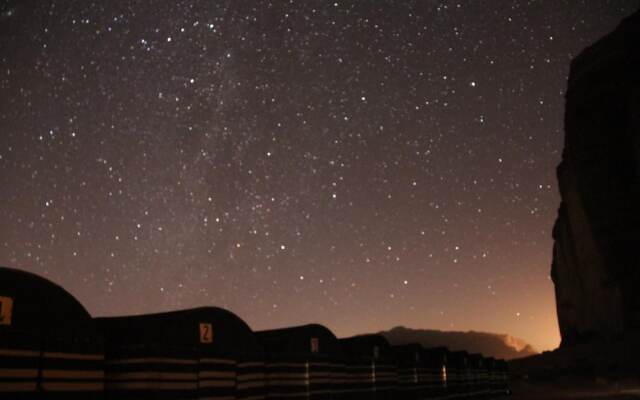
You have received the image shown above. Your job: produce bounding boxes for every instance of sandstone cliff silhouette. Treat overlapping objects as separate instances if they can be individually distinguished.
[512,9,640,380]
[551,8,640,348]
[378,326,537,360]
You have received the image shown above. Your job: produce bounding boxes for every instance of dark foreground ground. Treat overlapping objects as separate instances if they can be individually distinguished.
[506,336,640,399]
[508,379,640,399]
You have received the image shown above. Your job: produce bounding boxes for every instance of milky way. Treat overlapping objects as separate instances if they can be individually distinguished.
[1,1,637,351]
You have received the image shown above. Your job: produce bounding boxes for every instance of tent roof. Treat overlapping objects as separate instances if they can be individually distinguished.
[422,346,449,366]
[255,323,341,356]
[96,306,260,355]
[467,352,486,367]
[447,350,469,367]
[0,266,95,336]
[339,334,391,358]
[392,343,425,363]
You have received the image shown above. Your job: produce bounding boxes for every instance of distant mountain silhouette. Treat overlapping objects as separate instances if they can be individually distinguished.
[378,326,537,360]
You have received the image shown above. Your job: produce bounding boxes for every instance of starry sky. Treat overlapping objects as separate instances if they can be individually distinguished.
[1,1,638,352]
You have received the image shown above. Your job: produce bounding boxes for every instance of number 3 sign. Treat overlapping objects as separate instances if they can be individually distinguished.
[199,323,213,344]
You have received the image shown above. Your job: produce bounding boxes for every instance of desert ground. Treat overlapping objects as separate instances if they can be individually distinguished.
[509,379,640,399]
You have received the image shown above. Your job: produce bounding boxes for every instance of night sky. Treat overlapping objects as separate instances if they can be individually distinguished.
[1,1,637,352]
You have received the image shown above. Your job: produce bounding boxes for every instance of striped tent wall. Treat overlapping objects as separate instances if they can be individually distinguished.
[372,359,396,400]
[412,365,444,397]
[257,324,344,400]
[416,349,447,399]
[40,335,104,399]
[104,344,198,399]
[485,358,502,395]
[197,355,237,400]
[392,345,427,400]
[443,366,463,397]
[464,365,474,394]
[495,360,510,395]
[97,306,265,400]
[263,354,309,399]
[489,367,500,393]
[262,355,342,400]
[417,365,446,399]
[236,357,266,400]
[328,359,348,399]
[466,355,489,397]
[104,347,268,400]
[396,364,423,400]
[338,357,396,400]
[447,351,469,397]
[481,364,491,395]
[477,366,490,396]
[336,335,397,400]
[0,266,106,399]
[340,358,372,399]
[463,371,475,397]
[0,329,104,399]
[0,330,42,398]
[307,357,337,399]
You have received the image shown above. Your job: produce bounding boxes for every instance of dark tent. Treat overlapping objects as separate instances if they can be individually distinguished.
[481,356,510,395]
[96,307,264,400]
[339,334,391,359]
[484,356,501,393]
[255,324,343,399]
[467,353,488,396]
[390,343,425,400]
[256,323,341,356]
[96,306,259,353]
[0,266,103,399]
[0,266,95,335]
[495,359,510,394]
[447,350,469,395]
[338,334,396,399]
[420,347,449,398]
[422,346,448,367]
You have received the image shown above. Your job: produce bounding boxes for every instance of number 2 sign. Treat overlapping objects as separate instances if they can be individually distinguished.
[0,297,13,326]
[199,323,213,344]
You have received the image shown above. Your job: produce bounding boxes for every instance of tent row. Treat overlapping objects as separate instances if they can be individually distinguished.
[0,266,510,399]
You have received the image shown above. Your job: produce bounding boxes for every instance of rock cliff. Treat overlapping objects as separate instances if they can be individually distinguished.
[379,326,537,360]
[552,10,640,347]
